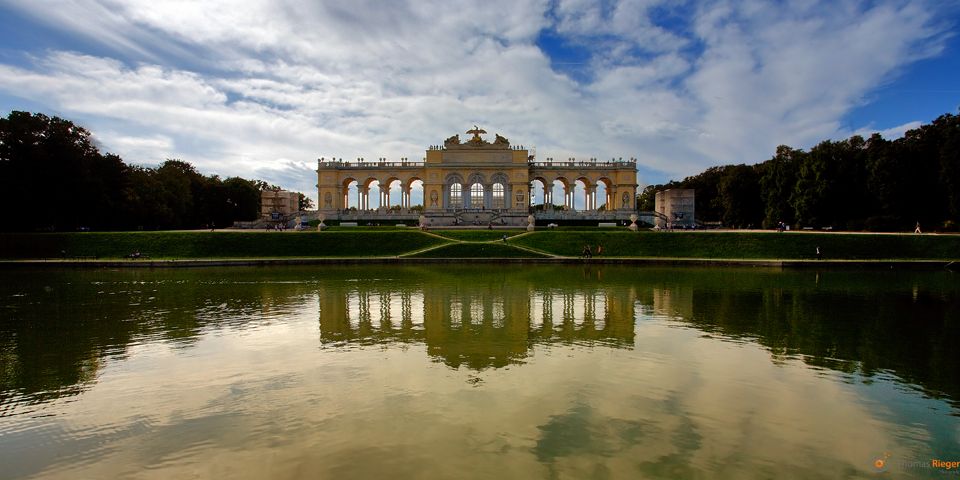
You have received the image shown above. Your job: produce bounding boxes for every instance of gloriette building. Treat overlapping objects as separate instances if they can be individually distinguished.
[316,127,638,226]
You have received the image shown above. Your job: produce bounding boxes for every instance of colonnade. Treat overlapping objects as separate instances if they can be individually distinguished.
[320,288,632,333]
[345,182,420,210]
[344,180,615,211]
[538,181,612,211]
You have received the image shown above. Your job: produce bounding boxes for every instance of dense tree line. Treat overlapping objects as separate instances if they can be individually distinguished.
[0,111,308,232]
[640,112,960,231]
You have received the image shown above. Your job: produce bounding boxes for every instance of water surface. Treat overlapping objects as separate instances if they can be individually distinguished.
[1,265,958,479]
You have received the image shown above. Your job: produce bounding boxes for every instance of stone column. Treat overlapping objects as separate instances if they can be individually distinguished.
[484,184,493,209]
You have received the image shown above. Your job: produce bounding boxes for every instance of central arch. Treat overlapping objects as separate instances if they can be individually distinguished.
[466,173,486,209]
[469,183,484,208]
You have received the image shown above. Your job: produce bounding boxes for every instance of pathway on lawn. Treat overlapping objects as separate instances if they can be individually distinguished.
[500,232,562,258]
[398,229,563,258]
[398,231,455,257]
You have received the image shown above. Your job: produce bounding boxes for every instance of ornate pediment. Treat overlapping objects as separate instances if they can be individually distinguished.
[444,126,510,149]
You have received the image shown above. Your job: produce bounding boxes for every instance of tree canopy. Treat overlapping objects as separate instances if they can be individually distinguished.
[0,111,308,232]
[642,112,960,231]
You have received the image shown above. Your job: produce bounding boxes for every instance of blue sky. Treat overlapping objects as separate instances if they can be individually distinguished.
[1,0,958,206]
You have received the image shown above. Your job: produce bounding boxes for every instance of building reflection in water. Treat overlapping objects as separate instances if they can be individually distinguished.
[4,266,957,411]
[319,282,637,370]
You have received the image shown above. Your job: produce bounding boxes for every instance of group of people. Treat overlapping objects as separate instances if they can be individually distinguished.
[581,244,603,258]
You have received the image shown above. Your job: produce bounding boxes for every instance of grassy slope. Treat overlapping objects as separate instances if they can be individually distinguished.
[0,231,448,259]
[4,230,958,260]
[431,230,525,241]
[512,231,960,260]
[408,242,548,258]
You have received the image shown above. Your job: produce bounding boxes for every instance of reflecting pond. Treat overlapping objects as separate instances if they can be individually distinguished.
[1,265,959,479]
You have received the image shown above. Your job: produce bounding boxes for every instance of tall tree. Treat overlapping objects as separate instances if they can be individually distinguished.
[938,114,960,224]
[718,164,763,228]
[677,166,727,222]
[759,145,801,228]
[223,177,261,222]
[298,192,315,211]
[0,111,124,231]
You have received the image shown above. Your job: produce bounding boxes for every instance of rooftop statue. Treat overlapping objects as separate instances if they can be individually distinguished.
[444,134,460,147]
[466,125,488,144]
[494,133,509,146]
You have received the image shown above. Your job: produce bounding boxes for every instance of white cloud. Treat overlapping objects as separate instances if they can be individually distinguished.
[853,120,923,141]
[0,0,952,200]
[93,131,175,161]
[685,1,948,162]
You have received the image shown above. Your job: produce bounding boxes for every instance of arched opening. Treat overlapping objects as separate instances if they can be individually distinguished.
[342,178,359,210]
[386,179,402,210]
[469,183,484,208]
[444,174,465,209]
[450,183,463,208]
[597,178,613,211]
[530,178,547,208]
[492,183,505,209]
[551,178,569,210]
[574,178,589,211]
[364,178,382,210]
[407,179,424,209]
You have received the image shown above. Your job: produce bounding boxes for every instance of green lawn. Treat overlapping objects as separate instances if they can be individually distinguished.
[0,231,449,259]
[511,231,960,260]
[3,230,958,261]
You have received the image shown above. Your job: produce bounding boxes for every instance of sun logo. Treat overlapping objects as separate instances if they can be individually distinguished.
[873,452,892,472]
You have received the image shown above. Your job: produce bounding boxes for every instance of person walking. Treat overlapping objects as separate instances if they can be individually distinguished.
[816,246,822,260]
[915,222,922,234]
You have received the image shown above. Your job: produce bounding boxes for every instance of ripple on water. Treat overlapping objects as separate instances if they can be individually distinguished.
[1,265,958,478]
[0,413,156,478]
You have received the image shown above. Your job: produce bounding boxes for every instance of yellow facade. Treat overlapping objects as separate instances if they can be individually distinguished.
[318,279,638,369]
[316,128,637,225]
